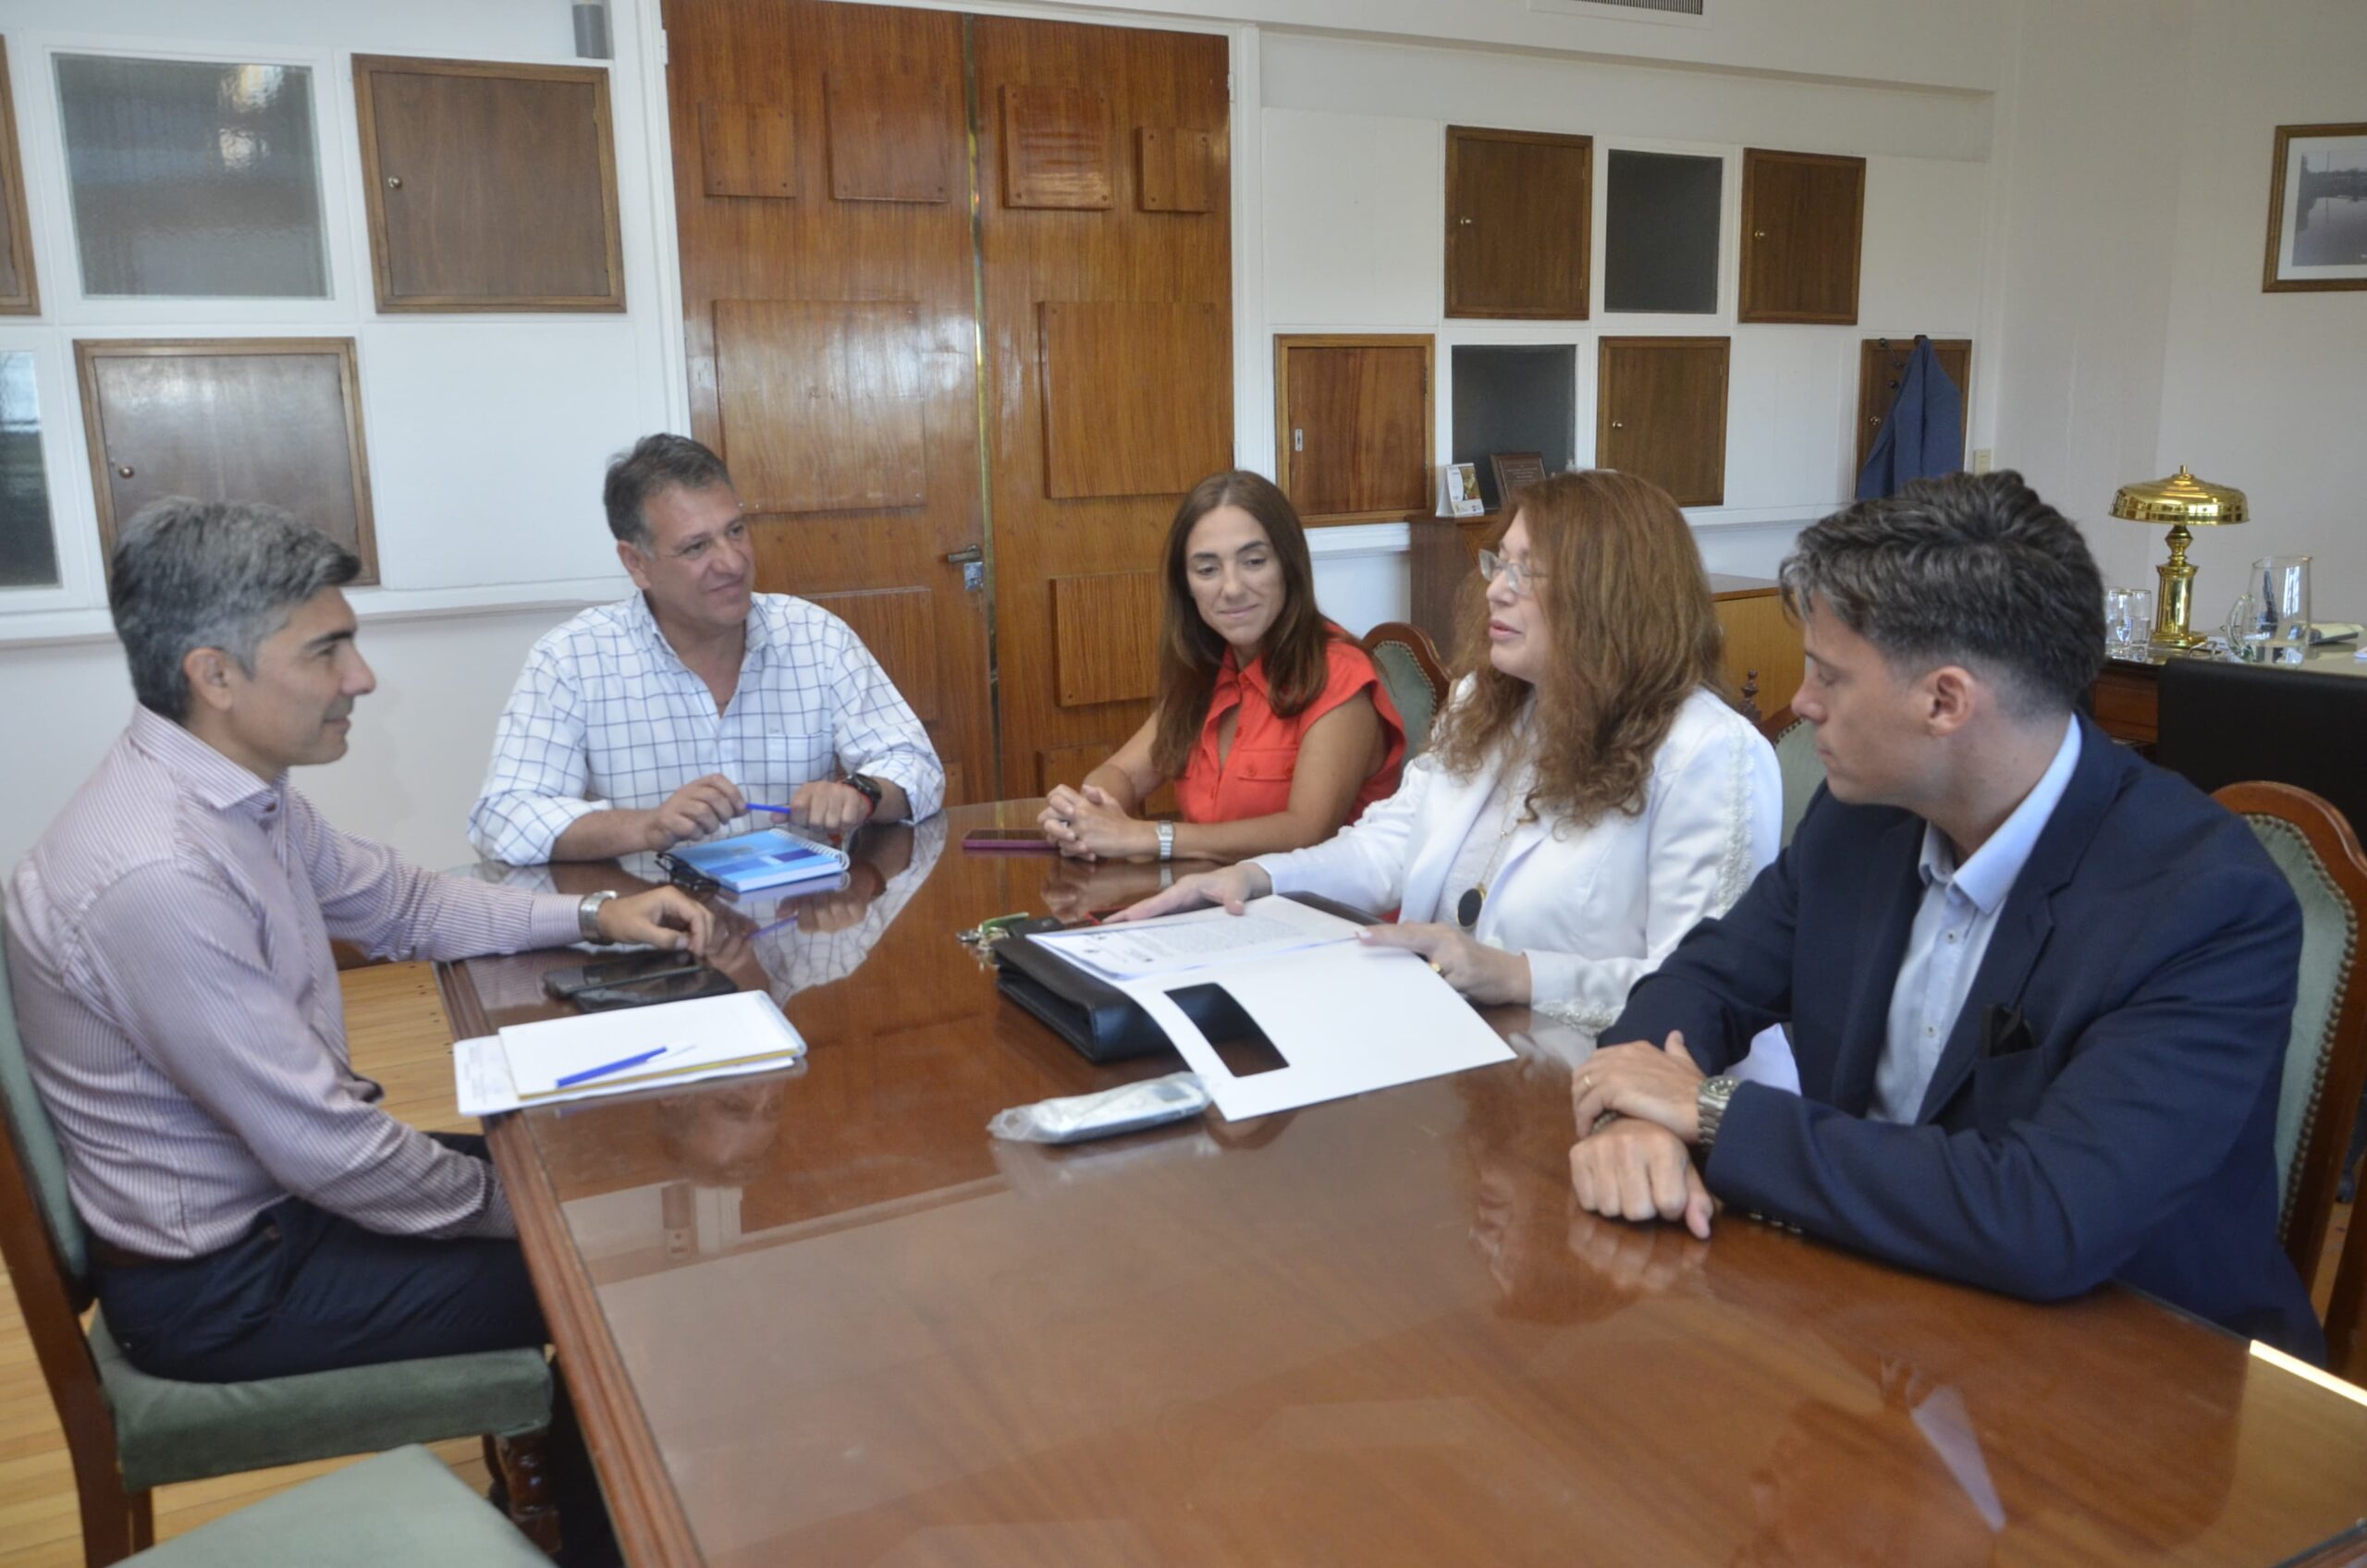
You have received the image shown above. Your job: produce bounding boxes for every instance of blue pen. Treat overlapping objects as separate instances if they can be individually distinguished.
[745,802,794,815]
[555,1044,672,1089]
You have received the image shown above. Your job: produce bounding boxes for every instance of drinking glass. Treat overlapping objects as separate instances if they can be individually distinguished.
[2256,555,2312,666]
[2104,586,2153,656]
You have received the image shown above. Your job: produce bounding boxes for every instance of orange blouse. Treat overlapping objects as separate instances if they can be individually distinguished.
[1173,634,1407,827]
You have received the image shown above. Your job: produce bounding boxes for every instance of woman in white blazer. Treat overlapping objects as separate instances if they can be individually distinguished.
[1119,469,1781,1035]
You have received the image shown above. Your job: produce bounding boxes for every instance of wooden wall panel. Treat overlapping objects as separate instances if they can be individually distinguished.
[1276,336,1432,521]
[804,585,941,724]
[668,0,994,802]
[1739,148,1865,325]
[825,67,951,203]
[1002,85,1113,209]
[353,55,623,312]
[1856,337,1971,472]
[1138,128,1214,213]
[1446,127,1590,320]
[978,19,1229,797]
[699,103,797,199]
[1597,337,1729,508]
[1039,300,1226,499]
[0,40,39,314]
[76,337,378,582]
[1711,581,1805,714]
[714,298,927,515]
[1051,570,1162,708]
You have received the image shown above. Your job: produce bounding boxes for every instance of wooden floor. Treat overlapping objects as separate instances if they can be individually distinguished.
[0,962,2356,1563]
[0,963,485,1566]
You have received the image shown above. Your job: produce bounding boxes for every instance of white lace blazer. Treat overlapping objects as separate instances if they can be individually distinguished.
[1253,683,1780,1029]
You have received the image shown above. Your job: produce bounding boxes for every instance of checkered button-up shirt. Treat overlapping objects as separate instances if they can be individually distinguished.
[469,594,945,865]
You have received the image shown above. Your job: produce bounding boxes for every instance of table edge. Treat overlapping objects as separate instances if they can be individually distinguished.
[437,959,707,1568]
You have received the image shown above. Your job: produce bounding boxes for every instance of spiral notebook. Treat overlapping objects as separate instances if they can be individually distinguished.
[668,827,851,892]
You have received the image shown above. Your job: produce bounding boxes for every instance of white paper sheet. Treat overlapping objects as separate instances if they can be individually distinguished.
[1114,943,1514,1120]
[1032,896,1360,980]
[454,990,808,1116]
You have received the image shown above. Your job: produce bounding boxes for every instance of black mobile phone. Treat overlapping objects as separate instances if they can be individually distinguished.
[542,950,704,1001]
[570,967,740,1011]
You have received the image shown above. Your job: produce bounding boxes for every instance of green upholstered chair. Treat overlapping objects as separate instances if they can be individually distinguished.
[1760,704,1825,851]
[125,1446,547,1567]
[2213,781,2367,1378]
[0,919,560,1567]
[1361,621,1448,761]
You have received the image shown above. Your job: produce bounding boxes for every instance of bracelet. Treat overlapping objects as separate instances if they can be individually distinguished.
[577,889,619,944]
[1156,821,1175,862]
[1589,1109,1622,1136]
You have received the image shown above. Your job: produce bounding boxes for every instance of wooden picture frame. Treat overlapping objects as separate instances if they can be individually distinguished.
[0,38,40,314]
[2263,121,2367,292]
[1488,451,1548,510]
[76,337,379,582]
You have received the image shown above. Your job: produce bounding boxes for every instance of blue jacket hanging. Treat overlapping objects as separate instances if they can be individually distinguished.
[1856,337,1964,500]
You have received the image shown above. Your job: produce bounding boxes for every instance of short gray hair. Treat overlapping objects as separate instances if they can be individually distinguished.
[603,434,732,547]
[1779,470,2104,717]
[109,498,361,721]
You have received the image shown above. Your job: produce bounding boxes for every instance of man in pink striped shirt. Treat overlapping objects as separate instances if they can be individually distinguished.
[6,500,705,1563]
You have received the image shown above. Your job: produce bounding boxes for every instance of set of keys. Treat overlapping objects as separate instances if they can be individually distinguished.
[955,912,1034,949]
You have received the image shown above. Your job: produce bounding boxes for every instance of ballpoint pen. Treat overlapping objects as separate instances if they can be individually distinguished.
[555,1042,685,1089]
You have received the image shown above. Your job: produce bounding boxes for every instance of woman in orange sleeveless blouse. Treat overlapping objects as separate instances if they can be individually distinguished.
[1039,471,1405,863]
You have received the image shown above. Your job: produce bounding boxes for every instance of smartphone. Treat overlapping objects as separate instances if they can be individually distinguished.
[963,827,1057,853]
[570,967,739,1011]
[542,950,704,1000]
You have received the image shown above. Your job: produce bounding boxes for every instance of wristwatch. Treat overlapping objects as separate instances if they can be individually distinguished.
[1156,821,1176,862]
[1696,1074,1741,1154]
[842,773,884,819]
[577,889,619,944]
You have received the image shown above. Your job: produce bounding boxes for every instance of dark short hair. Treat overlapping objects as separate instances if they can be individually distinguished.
[109,498,361,721]
[603,434,733,546]
[1779,470,2103,717]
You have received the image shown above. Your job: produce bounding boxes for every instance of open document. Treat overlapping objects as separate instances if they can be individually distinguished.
[454,989,807,1116]
[1033,897,1514,1120]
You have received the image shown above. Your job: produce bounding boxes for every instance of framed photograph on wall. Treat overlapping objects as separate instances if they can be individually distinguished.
[2263,122,2367,292]
[1489,451,1549,510]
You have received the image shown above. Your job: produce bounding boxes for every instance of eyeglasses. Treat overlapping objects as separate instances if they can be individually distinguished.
[1477,549,1546,598]
[655,852,721,897]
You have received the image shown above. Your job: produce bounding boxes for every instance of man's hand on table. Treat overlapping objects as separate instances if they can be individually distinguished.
[596,887,715,957]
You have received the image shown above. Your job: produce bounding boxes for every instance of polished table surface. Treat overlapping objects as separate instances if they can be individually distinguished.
[439,803,2367,1568]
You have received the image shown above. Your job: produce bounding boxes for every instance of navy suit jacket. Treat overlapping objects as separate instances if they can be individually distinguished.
[1610,715,2321,1358]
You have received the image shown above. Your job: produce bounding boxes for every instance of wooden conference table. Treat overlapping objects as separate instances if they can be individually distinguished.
[438,803,2367,1568]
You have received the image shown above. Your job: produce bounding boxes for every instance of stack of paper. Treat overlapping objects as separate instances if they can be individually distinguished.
[455,989,807,1116]
[1030,898,1513,1119]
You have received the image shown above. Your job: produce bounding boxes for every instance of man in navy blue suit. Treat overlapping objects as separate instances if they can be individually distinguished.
[1570,471,2321,1359]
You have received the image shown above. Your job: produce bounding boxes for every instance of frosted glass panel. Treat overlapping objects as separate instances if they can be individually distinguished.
[0,353,57,587]
[56,55,328,299]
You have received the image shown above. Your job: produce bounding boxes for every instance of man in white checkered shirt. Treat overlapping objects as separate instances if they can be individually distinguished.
[470,435,944,865]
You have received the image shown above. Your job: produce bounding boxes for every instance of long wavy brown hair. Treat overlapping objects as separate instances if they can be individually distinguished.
[1429,470,1723,827]
[1147,471,1337,778]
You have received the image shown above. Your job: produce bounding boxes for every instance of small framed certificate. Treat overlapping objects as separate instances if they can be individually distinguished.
[1443,462,1486,517]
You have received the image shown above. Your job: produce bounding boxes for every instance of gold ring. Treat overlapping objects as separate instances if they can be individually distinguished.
[1427,960,1443,974]
[1582,1074,1594,1093]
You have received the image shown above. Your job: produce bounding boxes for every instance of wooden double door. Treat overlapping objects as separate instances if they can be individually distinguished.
[665,0,1232,802]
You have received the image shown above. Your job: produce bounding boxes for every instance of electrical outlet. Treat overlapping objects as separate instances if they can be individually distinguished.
[1970,447,1994,474]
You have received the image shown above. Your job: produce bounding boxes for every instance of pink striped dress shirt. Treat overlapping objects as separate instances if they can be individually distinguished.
[4,707,583,1259]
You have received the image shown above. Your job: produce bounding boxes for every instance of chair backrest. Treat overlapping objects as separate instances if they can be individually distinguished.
[0,913,121,1480]
[2212,782,2367,1311]
[1360,621,1448,761]
[1759,704,1824,850]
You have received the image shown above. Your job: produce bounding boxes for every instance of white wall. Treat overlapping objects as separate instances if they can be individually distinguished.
[2147,0,2367,628]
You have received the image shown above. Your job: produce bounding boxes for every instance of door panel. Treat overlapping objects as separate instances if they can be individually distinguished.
[666,0,990,805]
[1597,337,1729,508]
[1051,570,1162,708]
[1856,337,1971,472]
[1445,127,1590,319]
[1739,149,1865,325]
[975,18,1231,800]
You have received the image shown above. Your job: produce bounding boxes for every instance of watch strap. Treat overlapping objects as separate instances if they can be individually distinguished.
[1696,1074,1741,1154]
[577,889,619,944]
[1156,821,1176,862]
[842,773,884,816]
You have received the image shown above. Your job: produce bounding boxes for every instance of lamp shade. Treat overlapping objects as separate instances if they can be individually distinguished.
[2110,464,2249,526]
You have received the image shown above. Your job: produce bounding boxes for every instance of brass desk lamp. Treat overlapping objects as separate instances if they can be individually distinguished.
[2110,465,2248,649]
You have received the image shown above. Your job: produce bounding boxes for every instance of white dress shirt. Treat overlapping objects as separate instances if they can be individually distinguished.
[469,593,944,864]
[1871,717,2081,1123]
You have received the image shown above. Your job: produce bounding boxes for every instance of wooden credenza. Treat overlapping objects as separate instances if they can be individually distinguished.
[1406,512,1804,714]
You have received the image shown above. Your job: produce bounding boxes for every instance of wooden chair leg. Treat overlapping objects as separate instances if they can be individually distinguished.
[488,1430,561,1558]
[127,1490,153,1552]
[70,1464,136,1568]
